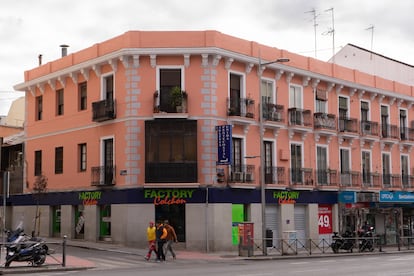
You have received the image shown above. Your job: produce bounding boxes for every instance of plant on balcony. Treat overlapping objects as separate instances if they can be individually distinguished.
[170,86,186,112]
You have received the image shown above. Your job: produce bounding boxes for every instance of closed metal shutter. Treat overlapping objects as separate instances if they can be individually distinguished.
[265,205,280,248]
[294,205,306,247]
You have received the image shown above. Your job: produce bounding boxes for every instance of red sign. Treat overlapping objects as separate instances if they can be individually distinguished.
[318,205,332,234]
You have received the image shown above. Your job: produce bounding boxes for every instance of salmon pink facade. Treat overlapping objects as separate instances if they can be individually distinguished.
[10,30,414,251]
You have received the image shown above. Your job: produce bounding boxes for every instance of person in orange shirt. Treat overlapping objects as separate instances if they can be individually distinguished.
[145,221,157,261]
[155,221,168,262]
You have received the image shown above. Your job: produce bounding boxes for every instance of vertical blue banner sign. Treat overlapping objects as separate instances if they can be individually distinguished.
[216,125,232,165]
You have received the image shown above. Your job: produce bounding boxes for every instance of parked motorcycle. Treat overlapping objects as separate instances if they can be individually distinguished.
[358,226,375,252]
[4,223,48,267]
[331,230,356,253]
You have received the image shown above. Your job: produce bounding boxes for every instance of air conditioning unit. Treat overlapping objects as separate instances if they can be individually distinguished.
[233,172,244,182]
[245,173,254,182]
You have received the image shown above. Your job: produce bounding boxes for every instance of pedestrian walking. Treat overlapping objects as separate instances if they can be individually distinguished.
[163,220,178,259]
[145,221,157,261]
[156,221,167,262]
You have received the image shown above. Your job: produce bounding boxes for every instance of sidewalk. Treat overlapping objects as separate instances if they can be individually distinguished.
[0,238,411,274]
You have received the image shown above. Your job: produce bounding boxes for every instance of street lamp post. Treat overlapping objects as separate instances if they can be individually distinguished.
[258,56,289,256]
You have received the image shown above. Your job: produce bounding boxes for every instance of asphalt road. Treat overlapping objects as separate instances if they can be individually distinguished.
[23,247,414,276]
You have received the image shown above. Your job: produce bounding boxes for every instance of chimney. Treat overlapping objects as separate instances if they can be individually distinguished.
[38,54,42,66]
[60,44,69,57]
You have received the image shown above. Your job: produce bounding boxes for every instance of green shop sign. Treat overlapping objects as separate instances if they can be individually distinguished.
[144,189,195,205]
[272,191,300,204]
[79,191,102,205]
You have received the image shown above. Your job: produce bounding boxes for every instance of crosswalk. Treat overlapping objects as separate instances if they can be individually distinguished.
[87,255,161,270]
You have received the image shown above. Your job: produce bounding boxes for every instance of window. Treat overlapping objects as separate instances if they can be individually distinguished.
[291,143,302,183]
[289,85,302,108]
[34,150,42,176]
[261,79,274,104]
[264,141,274,184]
[232,137,242,172]
[35,96,43,121]
[78,143,87,172]
[338,96,348,131]
[159,68,181,113]
[317,146,328,184]
[361,101,369,121]
[55,147,63,174]
[340,148,351,186]
[103,75,114,100]
[229,73,243,116]
[401,155,409,187]
[145,120,197,183]
[362,151,371,185]
[79,82,87,111]
[381,105,389,137]
[315,89,327,113]
[56,89,64,116]
[400,109,407,140]
[382,153,391,186]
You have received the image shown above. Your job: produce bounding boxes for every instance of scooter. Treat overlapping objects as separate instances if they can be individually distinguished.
[331,230,356,253]
[358,226,375,252]
[4,224,48,267]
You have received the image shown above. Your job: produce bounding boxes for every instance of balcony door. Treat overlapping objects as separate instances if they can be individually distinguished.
[340,148,351,186]
[316,146,328,185]
[103,138,114,185]
[338,96,348,131]
[264,141,274,184]
[382,153,391,187]
[291,143,302,184]
[159,68,182,113]
[362,151,371,185]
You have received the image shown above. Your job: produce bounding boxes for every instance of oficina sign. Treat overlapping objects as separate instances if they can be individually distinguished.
[379,191,414,203]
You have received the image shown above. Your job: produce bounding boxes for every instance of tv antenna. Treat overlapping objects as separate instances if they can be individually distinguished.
[365,24,374,59]
[305,8,319,58]
[324,7,335,63]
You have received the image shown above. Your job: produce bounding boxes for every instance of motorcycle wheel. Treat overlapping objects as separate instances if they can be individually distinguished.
[331,244,339,253]
[33,254,46,266]
[5,255,15,268]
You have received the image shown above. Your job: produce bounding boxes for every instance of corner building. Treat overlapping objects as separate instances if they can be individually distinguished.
[12,31,414,251]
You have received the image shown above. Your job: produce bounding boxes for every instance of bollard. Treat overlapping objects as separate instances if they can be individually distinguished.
[62,235,67,267]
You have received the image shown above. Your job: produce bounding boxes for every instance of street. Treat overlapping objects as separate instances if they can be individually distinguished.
[13,246,414,276]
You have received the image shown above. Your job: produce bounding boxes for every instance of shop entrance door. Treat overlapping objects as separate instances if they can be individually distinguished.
[155,204,185,242]
[99,204,111,240]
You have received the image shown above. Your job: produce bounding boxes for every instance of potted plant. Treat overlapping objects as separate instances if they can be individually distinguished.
[170,86,185,112]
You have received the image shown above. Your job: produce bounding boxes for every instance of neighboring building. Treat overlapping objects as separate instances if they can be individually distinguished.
[331,43,414,86]
[10,30,414,251]
[0,96,25,196]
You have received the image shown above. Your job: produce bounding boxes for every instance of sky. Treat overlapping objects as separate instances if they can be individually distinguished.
[1,0,414,115]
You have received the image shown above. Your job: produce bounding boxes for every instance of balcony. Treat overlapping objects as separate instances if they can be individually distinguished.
[91,165,116,186]
[361,121,379,136]
[228,165,255,185]
[360,121,379,147]
[92,99,116,122]
[227,97,255,118]
[263,103,284,123]
[382,174,402,189]
[315,169,338,188]
[153,89,188,116]
[362,172,381,189]
[338,117,359,144]
[313,113,336,142]
[264,166,286,186]
[287,108,313,139]
[290,168,314,189]
[339,171,361,189]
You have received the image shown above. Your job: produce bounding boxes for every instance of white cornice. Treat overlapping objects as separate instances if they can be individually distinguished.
[12,47,414,103]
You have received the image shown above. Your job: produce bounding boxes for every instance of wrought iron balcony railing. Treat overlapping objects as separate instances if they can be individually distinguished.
[91,165,116,186]
[92,99,116,122]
